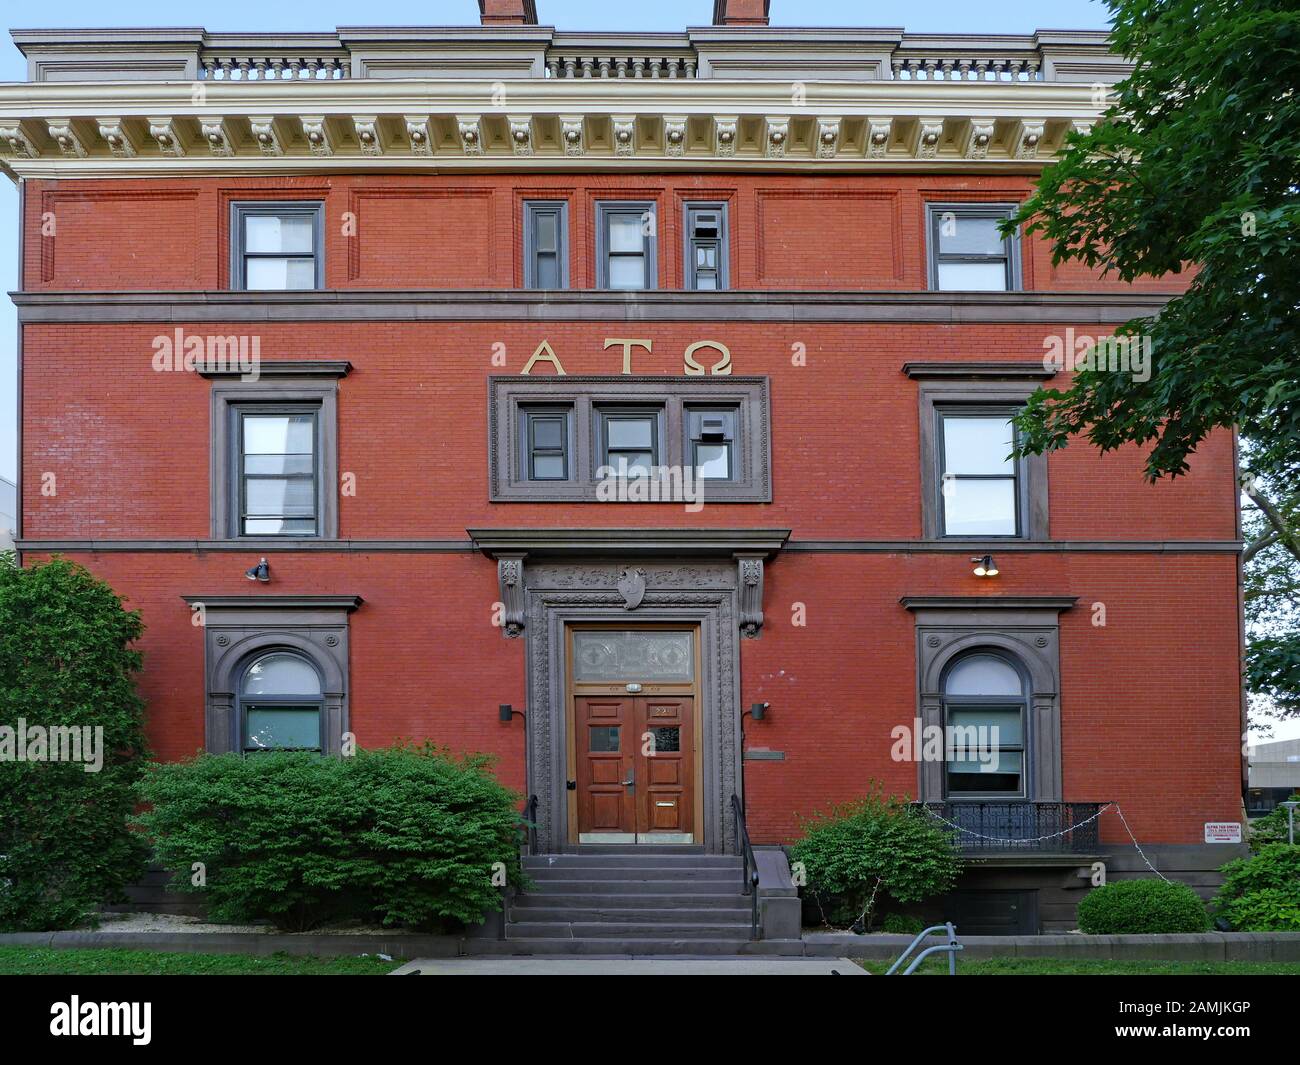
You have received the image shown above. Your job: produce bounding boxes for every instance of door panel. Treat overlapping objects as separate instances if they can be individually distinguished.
[574,695,695,842]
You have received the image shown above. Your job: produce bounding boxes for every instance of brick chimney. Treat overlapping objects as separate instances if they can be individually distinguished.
[478,0,538,25]
[712,0,770,26]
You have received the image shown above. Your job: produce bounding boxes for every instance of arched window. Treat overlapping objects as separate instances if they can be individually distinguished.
[941,652,1027,798]
[239,651,323,753]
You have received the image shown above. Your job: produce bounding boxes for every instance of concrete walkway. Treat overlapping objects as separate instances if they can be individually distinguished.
[390,957,865,975]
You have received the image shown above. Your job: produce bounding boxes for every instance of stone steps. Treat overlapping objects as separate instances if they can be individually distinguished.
[466,938,806,957]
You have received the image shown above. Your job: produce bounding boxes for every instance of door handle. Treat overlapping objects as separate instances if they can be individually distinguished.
[621,764,636,789]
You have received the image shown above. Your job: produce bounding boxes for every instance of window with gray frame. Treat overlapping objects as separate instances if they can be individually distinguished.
[927,204,1019,291]
[523,201,569,289]
[596,202,656,290]
[240,651,324,753]
[684,203,727,290]
[937,409,1021,537]
[522,408,571,480]
[231,202,324,291]
[597,408,662,474]
[942,652,1028,798]
[489,376,771,502]
[235,407,320,536]
[686,407,735,480]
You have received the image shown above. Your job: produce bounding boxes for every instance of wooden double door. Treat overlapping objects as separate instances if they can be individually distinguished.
[575,695,695,842]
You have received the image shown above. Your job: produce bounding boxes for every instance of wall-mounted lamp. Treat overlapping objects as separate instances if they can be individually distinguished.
[244,557,270,583]
[746,702,770,721]
[499,704,525,724]
[971,554,999,578]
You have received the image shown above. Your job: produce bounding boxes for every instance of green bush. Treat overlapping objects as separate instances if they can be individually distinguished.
[1213,844,1300,931]
[1077,878,1211,934]
[789,788,962,932]
[1249,797,1300,852]
[881,912,927,936]
[0,556,151,931]
[135,743,523,932]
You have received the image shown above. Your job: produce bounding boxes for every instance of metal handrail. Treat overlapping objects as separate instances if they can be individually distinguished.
[730,793,760,942]
[885,923,963,975]
[521,794,539,856]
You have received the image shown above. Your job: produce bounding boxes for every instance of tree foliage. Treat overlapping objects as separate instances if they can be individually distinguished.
[0,555,151,930]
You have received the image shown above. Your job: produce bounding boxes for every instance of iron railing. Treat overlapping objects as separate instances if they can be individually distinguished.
[731,793,760,941]
[916,801,1106,853]
[886,923,963,975]
[521,794,539,856]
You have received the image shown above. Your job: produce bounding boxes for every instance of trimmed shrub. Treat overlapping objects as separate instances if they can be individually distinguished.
[135,743,523,932]
[881,912,927,936]
[1213,844,1300,931]
[1249,797,1300,852]
[0,556,151,931]
[789,788,962,932]
[1077,878,1211,934]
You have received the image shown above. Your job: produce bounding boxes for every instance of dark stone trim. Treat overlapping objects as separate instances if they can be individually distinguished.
[744,749,785,761]
[470,527,790,558]
[902,595,1078,611]
[17,538,1240,554]
[11,289,1173,325]
[198,359,351,378]
[181,595,363,610]
[903,361,1054,380]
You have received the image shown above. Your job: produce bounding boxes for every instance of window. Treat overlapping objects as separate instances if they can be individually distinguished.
[239,652,324,753]
[937,410,1020,537]
[523,409,570,481]
[524,201,568,289]
[684,203,727,290]
[598,409,661,474]
[927,204,1018,291]
[231,202,323,291]
[237,409,319,536]
[942,653,1027,798]
[207,370,342,540]
[488,376,771,502]
[597,202,656,290]
[687,408,735,480]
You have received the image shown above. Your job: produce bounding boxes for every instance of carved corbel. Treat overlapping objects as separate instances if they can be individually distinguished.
[146,117,186,157]
[1014,120,1045,159]
[200,118,235,156]
[560,115,584,156]
[0,124,39,158]
[735,554,765,639]
[612,115,636,157]
[664,115,687,157]
[497,553,527,639]
[47,120,88,158]
[714,116,738,157]
[764,116,789,158]
[404,115,433,155]
[962,118,996,160]
[249,118,284,156]
[815,116,841,159]
[915,121,944,159]
[865,116,892,159]
[96,118,137,158]
[353,115,383,156]
[508,116,534,156]
[301,116,334,157]
[457,115,484,155]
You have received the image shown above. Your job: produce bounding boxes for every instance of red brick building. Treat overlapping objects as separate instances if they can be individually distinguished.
[2,2,1247,941]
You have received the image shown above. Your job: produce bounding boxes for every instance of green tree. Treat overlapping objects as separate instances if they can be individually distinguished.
[1006,0,1300,716]
[0,555,151,930]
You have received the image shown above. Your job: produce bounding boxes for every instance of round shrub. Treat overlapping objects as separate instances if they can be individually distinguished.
[790,788,962,932]
[881,912,926,936]
[136,743,523,932]
[0,556,151,931]
[1213,844,1300,931]
[1077,878,1210,934]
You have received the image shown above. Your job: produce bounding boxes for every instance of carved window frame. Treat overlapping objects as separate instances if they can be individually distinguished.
[915,376,1049,541]
[488,376,771,502]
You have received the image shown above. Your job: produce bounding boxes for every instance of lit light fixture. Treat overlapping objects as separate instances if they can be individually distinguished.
[971,554,999,578]
[244,557,270,582]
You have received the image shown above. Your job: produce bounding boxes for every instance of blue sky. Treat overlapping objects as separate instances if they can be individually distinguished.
[0,1,1114,482]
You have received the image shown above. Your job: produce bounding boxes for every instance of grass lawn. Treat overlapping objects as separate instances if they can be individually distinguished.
[857,956,1300,976]
[0,946,401,976]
